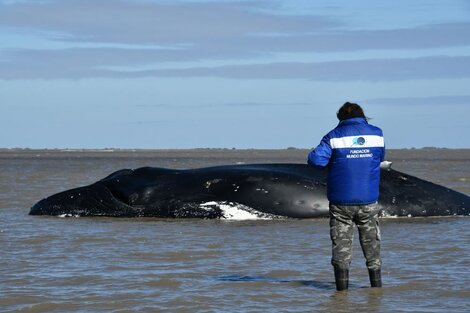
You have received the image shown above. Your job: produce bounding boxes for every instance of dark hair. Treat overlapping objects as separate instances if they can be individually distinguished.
[337,102,366,121]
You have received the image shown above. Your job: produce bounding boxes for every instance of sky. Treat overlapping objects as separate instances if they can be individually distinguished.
[1,0,470,149]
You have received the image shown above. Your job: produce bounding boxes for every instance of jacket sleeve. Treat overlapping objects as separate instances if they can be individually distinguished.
[307,135,332,168]
[380,131,385,162]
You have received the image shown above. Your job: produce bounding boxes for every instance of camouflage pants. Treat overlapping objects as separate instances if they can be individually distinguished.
[329,202,382,270]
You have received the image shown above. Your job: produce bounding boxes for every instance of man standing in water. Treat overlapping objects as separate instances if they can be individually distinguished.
[307,102,385,291]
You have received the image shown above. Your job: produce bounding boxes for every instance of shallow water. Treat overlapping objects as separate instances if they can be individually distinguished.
[1,149,469,312]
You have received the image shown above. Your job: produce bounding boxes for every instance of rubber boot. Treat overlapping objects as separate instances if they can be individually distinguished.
[334,268,349,291]
[368,268,382,288]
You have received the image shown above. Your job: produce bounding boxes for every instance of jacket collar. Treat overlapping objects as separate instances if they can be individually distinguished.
[338,117,368,126]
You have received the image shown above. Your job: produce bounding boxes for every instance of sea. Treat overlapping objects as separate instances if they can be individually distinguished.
[1,149,469,313]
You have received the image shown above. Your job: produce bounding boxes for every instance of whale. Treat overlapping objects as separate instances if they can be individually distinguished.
[29,163,470,218]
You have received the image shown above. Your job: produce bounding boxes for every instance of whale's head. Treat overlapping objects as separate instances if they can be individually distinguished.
[30,184,135,217]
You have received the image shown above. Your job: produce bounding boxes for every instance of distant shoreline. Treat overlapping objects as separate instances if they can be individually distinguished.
[1,147,468,152]
[1,147,468,161]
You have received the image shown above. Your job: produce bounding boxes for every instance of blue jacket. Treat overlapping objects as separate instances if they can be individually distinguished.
[307,117,385,205]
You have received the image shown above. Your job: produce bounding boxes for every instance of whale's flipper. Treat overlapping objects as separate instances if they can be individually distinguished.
[380,161,393,170]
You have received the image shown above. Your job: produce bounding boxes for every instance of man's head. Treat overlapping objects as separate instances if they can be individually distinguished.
[337,102,366,121]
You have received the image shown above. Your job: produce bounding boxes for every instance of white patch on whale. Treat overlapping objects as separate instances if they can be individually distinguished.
[198,201,279,220]
[58,214,80,218]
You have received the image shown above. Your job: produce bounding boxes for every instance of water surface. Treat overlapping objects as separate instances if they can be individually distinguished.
[1,149,469,312]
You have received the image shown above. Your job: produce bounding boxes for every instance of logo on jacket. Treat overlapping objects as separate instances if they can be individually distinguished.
[352,136,365,146]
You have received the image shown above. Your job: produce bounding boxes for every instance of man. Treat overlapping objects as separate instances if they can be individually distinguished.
[307,102,385,291]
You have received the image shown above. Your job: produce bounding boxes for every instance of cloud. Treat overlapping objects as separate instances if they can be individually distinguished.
[2,52,470,81]
[2,0,469,50]
[1,0,470,80]
[0,0,338,44]
[225,102,311,107]
[362,95,470,106]
[120,55,470,81]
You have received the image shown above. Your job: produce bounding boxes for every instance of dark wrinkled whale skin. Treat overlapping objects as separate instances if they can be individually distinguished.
[30,164,470,218]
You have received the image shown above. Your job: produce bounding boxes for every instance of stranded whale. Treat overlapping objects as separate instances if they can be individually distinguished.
[30,163,469,218]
